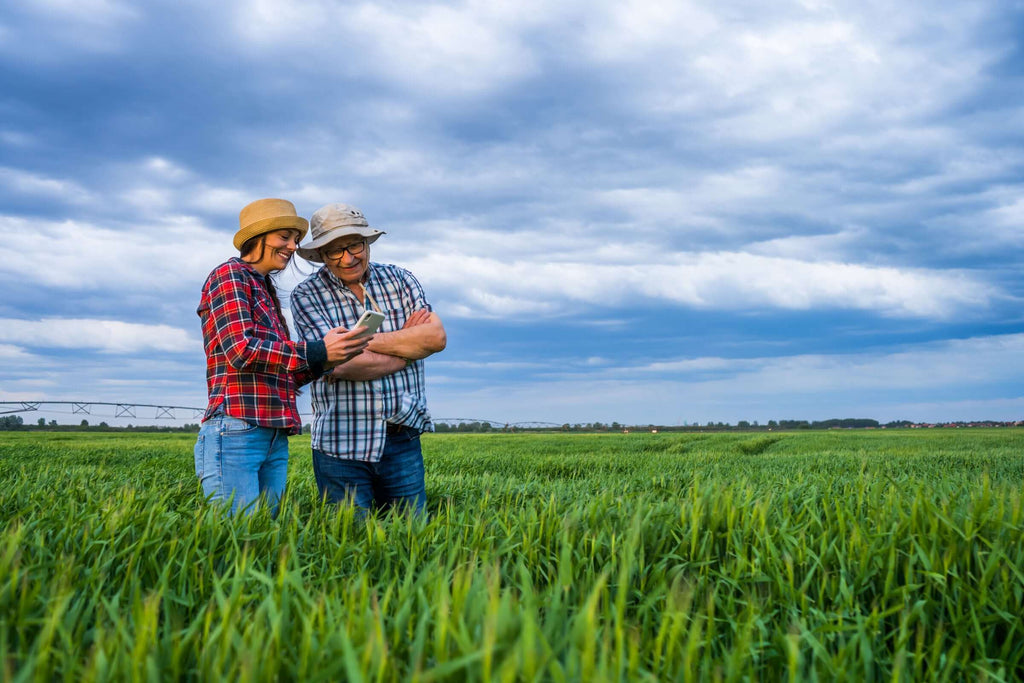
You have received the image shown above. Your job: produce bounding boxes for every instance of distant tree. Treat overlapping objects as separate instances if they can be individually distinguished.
[99,422,109,428]
[80,419,89,427]
[48,420,58,427]
[0,415,24,430]
[813,418,879,429]
[38,417,45,427]
[738,420,751,429]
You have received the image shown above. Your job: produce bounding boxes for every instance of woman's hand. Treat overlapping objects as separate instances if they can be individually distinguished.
[322,327,371,365]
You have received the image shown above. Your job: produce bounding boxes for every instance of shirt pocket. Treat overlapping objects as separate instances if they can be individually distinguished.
[252,295,283,338]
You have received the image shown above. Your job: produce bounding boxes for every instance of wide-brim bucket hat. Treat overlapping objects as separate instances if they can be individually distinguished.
[297,203,385,263]
[234,198,309,251]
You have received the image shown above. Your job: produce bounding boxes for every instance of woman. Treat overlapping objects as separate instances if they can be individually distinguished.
[194,198,369,515]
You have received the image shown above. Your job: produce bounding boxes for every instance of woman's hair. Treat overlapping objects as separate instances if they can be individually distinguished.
[240,234,292,339]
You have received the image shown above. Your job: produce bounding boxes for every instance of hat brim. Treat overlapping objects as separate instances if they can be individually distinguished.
[297,227,385,263]
[233,215,309,251]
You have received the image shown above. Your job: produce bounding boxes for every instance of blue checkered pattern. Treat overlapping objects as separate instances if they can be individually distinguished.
[291,263,434,462]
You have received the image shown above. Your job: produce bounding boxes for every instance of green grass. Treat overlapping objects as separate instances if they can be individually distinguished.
[1,429,1023,681]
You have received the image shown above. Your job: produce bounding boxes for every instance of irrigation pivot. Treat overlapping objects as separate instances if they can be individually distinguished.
[0,401,205,420]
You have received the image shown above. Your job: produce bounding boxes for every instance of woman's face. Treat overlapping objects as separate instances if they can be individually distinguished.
[247,229,302,275]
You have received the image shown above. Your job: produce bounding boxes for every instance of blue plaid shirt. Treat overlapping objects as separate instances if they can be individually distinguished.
[290,262,434,462]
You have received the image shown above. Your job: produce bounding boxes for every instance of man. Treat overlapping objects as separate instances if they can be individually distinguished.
[291,203,446,515]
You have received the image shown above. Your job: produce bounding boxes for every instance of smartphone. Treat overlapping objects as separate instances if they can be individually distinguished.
[352,309,386,337]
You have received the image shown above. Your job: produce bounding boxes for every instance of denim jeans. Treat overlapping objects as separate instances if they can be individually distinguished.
[312,426,426,516]
[194,415,290,516]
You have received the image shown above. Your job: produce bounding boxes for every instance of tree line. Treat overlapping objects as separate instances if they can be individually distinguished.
[2,415,1018,433]
[0,415,202,432]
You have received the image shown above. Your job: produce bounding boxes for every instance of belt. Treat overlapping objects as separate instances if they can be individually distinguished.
[386,422,418,437]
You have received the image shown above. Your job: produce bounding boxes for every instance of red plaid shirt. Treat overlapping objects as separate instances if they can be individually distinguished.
[198,258,326,434]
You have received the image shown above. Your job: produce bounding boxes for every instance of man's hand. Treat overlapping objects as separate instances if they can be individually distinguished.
[403,309,431,328]
[322,327,370,366]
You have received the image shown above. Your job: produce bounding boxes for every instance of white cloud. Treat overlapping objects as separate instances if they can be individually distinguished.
[430,333,1024,424]
[0,318,199,354]
[591,166,789,238]
[1,215,226,292]
[405,247,996,319]
[18,0,136,23]
[567,1,1000,149]
[970,192,1024,248]
[432,359,550,371]
[356,3,537,93]
[3,0,139,58]
[231,0,538,95]
[579,0,719,63]
[918,183,1024,256]
[631,334,1024,392]
[108,158,253,219]
[748,227,871,262]
[141,157,191,181]
[0,344,39,363]
[0,167,93,204]
[0,130,36,147]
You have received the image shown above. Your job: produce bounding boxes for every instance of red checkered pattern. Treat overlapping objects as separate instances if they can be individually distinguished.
[198,258,322,434]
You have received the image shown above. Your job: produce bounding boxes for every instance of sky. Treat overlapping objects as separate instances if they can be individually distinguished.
[1,0,1023,427]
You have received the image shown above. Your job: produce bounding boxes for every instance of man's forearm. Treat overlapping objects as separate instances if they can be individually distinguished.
[367,317,447,360]
[329,350,407,381]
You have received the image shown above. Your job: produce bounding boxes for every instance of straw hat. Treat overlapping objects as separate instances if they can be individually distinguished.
[297,203,385,263]
[234,198,309,251]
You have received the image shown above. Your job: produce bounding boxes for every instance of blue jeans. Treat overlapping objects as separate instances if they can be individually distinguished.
[194,416,290,516]
[312,426,426,516]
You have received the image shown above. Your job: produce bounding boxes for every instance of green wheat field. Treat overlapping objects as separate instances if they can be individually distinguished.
[1,429,1022,681]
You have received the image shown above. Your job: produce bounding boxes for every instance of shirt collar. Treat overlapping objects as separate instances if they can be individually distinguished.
[231,257,269,283]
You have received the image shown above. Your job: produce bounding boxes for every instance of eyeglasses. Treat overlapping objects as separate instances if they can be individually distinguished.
[323,240,367,260]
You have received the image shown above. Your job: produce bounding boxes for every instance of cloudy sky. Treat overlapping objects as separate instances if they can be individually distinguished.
[1,0,1023,427]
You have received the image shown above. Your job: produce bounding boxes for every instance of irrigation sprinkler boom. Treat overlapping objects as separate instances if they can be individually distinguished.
[0,401,205,420]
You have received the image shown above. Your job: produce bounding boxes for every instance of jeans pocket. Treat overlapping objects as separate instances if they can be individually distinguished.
[193,434,205,477]
[220,416,258,436]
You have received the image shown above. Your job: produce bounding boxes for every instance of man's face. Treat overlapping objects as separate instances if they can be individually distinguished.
[322,235,369,286]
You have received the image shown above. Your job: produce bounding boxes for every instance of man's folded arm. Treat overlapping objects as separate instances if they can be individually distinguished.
[328,350,407,381]
[367,313,446,361]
